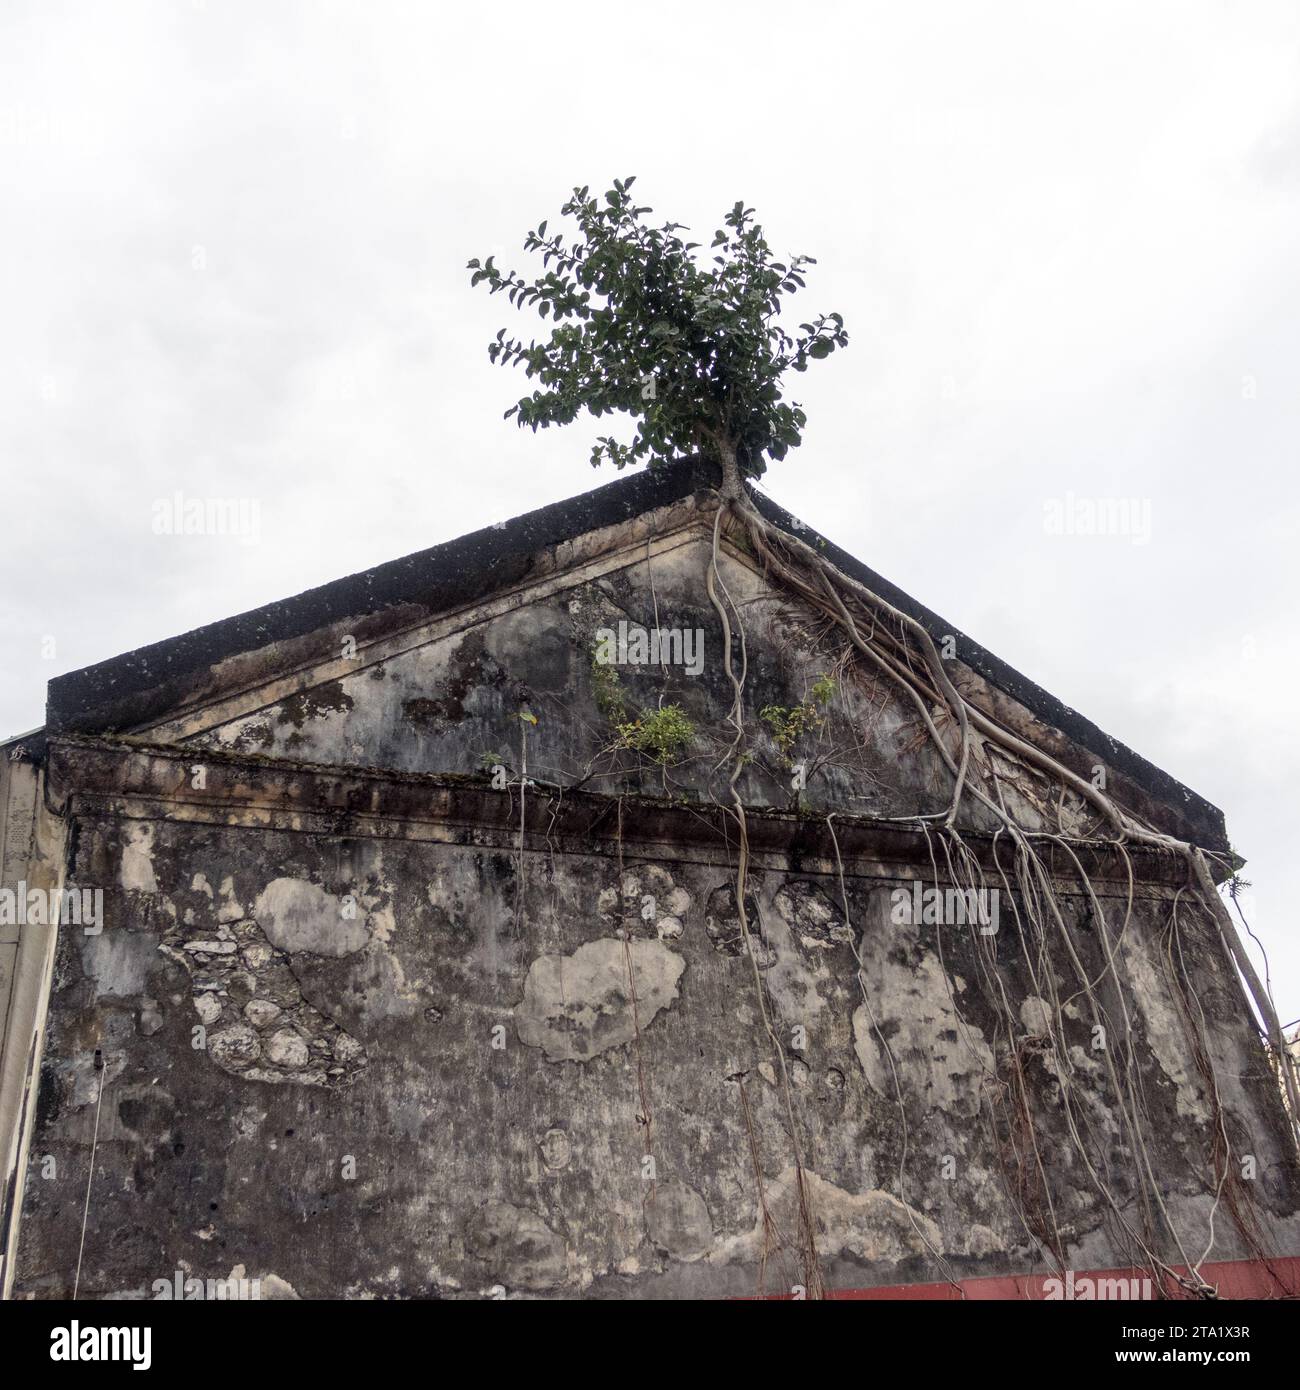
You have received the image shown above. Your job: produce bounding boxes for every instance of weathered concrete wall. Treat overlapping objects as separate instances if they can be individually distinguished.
[11,744,1298,1298]
[7,484,1287,1298]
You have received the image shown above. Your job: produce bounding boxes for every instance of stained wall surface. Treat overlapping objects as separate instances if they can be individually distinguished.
[7,498,1295,1298]
[11,755,1299,1298]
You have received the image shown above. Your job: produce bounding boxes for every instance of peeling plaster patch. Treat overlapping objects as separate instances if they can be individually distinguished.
[1120,929,1210,1123]
[329,929,425,1022]
[277,680,355,728]
[215,876,245,923]
[366,901,397,946]
[763,912,829,1019]
[465,1201,568,1291]
[852,950,993,1118]
[257,1272,300,1300]
[646,1181,712,1261]
[965,1224,1002,1257]
[515,938,685,1063]
[1020,996,1054,1035]
[253,878,369,957]
[205,716,275,755]
[79,930,157,998]
[120,824,158,893]
[713,1167,942,1266]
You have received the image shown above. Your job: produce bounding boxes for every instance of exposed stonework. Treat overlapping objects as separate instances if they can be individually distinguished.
[773,880,852,950]
[703,884,770,964]
[159,906,368,1088]
[140,864,373,1090]
[597,865,693,941]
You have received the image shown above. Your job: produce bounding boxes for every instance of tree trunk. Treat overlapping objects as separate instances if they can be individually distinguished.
[711,432,744,499]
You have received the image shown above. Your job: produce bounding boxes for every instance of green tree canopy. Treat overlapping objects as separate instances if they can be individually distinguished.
[468,178,848,490]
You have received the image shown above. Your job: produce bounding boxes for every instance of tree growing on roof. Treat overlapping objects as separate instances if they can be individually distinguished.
[467,177,1300,1299]
[467,178,848,492]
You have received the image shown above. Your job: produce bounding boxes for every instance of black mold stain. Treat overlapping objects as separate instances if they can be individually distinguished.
[277,680,355,729]
[401,629,509,731]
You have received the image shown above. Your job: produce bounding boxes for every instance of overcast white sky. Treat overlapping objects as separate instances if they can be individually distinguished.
[2,0,1298,1022]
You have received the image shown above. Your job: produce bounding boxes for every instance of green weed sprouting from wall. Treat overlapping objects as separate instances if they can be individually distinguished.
[591,643,695,766]
[759,674,836,763]
[591,651,630,723]
[615,704,696,766]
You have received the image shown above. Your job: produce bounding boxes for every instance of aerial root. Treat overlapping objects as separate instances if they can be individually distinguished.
[705,482,1298,1297]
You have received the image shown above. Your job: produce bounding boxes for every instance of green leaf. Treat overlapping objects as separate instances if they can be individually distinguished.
[467,178,847,476]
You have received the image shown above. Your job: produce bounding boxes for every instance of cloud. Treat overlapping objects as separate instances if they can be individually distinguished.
[3,0,1299,1017]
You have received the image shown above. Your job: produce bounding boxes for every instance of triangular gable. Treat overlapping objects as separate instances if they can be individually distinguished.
[43,457,1227,850]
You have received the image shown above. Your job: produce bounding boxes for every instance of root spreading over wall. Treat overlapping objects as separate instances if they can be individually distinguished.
[700,453,1300,1299]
